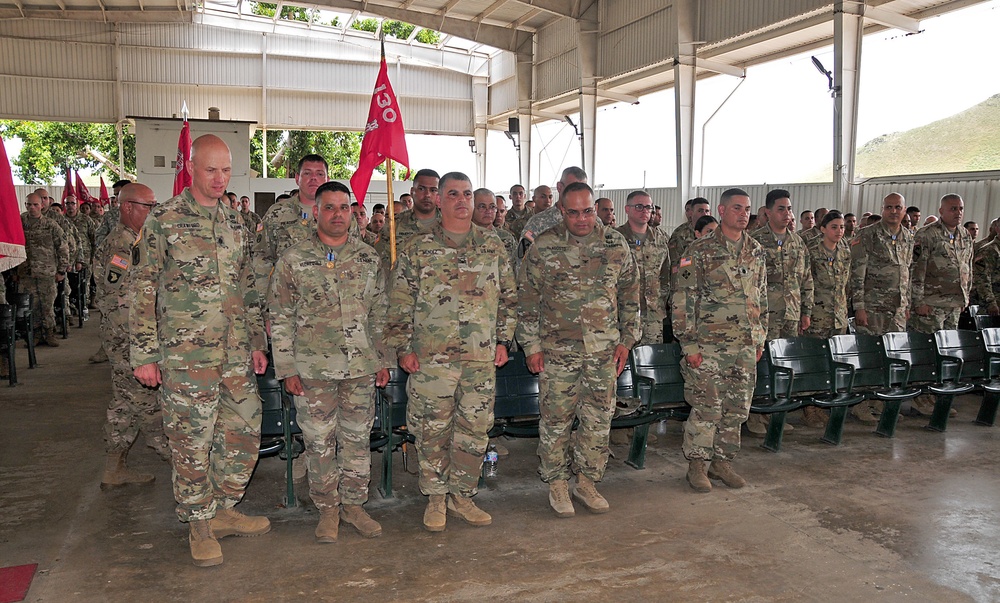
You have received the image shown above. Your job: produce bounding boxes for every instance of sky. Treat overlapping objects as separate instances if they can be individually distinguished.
[4,1,999,192]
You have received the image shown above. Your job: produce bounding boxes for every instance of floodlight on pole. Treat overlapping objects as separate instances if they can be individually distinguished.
[810,56,834,91]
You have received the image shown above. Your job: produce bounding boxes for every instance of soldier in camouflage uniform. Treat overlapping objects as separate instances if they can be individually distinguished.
[800,208,827,243]
[95,180,132,249]
[130,135,270,567]
[239,196,262,236]
[518,166,587,248]
[65,195,96,315]
[255,155,330,297]
[504,184,530,237]
[849,193,915,422]
[269,181,390,543]
[19,193,69,346]
[667,198,712,298]
[908,194,974,416]
[472,188,517,269]
[517,181,640,517]
[96,184,168,490]
[973,238,1000,314]
[616,191,670,345]
[375,169,442,269]
[672,188,767,493]
[805,211,852,338]
[351,202,378,247]
[747,190,814,431]
[385,172,516,533]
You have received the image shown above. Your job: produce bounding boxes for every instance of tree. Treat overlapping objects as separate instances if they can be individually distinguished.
[0,120,135,184]
[249,2,318,22]
[351,18,441,44]
[251,130,364,180]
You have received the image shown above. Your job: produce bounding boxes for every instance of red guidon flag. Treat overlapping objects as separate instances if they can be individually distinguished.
[99,176,110,207]
[172,118,192,196]
[75,171,94,204]
[350,48,409,206]
[60,169,75,203]
[0,136,26,271]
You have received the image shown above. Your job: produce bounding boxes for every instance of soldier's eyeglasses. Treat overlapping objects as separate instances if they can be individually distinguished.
[128,200,157,208]
[628,204,654,212]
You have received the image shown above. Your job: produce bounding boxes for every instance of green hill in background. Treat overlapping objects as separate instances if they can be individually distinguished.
[854,93,1000,178]
[807,93,1000,181]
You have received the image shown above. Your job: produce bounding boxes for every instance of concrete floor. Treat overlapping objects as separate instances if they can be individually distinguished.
[2,319,999,603]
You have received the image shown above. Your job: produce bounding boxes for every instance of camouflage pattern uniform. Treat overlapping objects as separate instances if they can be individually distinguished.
[750,225,814,339]
[255,194,317,296]
[241,209,262,238]
[43,206,81,265]
[18,214,69,336]
[849,222,914,335]
[95,222,168,457]
[95,206,120,249]
[492,227,517,270]
[67,211,97,309]
[667,222,697,263]
[972,239,1000,310]
[908,220,974,333]
[375,209,441,269]
[616,223,670,344]
[805,237,852,338]
[519,205,562,244]
[672,230,767,462]
[504,207,531,238]
[384,222,516,497]
[130,188,266,522]
[516,223,640,483]
[800,226,823,243]
[269,233,389,511]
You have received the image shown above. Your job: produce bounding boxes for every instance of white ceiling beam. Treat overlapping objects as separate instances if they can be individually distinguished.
[476,0,506,22]
[438,0,462,16]
[514,0,574,19]
[863,5,921,34]
[596,89,638,104]
[272,0,284,22]
[0,7,190,20]
[511,7,539,28]
[676,55,745,78]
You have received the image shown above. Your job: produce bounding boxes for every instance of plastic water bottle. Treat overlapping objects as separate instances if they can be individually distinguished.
[484,443,499,477]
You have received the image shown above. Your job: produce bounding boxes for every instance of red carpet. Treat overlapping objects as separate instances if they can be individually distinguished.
[0,564,37,603]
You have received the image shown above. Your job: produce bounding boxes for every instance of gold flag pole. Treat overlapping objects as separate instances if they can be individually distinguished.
[386,158,396,267]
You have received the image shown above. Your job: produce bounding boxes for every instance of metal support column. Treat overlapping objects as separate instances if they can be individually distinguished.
[577,0,599,180]
[472,75,489,185]
[515,33,534,189]
[834,1,863,210]
[674,0,697,204]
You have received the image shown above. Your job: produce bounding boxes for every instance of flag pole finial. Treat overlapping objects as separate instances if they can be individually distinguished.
[181,101,190,121]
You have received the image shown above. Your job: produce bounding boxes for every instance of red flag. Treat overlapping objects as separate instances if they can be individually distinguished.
[172,119,192,196]
[75,171,94,204]
[60,169,75,203]
[99,176,110,206]
[350,50,409,206]
[0,136,26,271]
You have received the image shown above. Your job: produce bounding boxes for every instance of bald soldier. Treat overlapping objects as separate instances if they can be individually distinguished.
[472,188,517,268]
[517,182,640,517]
[672,188,767,492]
[131,135,270,567]
[518,166,587,247]
[597,198,616,227]
[96,183,169,490]
[849,192,914,422]
[908,194,973,416]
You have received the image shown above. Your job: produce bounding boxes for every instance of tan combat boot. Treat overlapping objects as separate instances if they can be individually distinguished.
[316,508,339,543]
[189,519,223,567]
[447,494,492,526]
[423,495,447,532]
[851,402,878,424]
[340,504,382,538]
[88,345,108,364]
[801,406,828,428]
[100,450,155,490]
[686,459,712,492]
[548,479,575,518]
[708,460,747,489]
[43,329,60,347]
[210,507,271,538]
[573,474,610,514]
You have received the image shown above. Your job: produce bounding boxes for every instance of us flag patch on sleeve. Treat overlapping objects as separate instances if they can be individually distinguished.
[110,254,129,270]
[679,257,692,268]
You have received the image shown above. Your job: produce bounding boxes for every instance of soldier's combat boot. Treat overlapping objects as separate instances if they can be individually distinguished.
[189,520,223,567]
[572,474,610,514]
[851,402,878,424]
[100,450,155,490]
[708,460,747,489]
[42,329,59,347]
[447,494,492,526]
[340,504,382,538]
[315,508,339,543]
[802,406,828,428]
[686,459,712,492]
[548,479,575,518]
[909,394,935,416]
[210,507,271,538]
[423,495,447,532]
[88,345,108,364]
[745,413,768,435]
